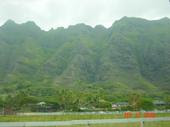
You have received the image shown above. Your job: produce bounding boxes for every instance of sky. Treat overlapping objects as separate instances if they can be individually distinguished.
[0,0,170,30]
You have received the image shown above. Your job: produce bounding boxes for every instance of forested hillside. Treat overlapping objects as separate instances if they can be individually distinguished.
[0,17,170,99]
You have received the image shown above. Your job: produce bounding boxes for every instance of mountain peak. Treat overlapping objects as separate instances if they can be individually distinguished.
[159,17,170,23]
[118,16,147,22]
[21,21,41,30]
[111,17,148,29]
[160,17,170,20]
[68,23,93,33]
[24,21,37,25]
[3,19,17,27]
[95,25,106,29]
[68,23,92,29]
[5,19,16,23]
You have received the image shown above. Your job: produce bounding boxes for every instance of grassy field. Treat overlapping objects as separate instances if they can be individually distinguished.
[0,112,170,122]
[34,121,170,127]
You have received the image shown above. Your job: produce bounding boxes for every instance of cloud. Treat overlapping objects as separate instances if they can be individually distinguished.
[0,0,170,30]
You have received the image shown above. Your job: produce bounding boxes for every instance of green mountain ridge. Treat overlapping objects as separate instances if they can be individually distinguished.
[0,17,170,98]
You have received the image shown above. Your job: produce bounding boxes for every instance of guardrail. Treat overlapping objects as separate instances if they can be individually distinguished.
[0,117,170,127]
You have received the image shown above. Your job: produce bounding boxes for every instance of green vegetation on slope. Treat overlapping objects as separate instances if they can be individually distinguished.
[0,17,170,111]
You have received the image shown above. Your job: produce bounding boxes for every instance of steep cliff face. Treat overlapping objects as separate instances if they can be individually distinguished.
[0,17,170,96]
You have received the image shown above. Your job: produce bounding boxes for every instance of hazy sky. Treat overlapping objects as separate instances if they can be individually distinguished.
[0,0,170,30]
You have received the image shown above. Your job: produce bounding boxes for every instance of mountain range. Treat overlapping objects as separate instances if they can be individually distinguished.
[0,17,170,98]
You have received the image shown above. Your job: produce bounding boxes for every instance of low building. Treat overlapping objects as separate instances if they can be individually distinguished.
[153,100,166,106]
[112,102,129,109]
[37,102,46,107]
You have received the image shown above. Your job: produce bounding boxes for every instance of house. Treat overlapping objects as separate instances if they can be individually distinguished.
[112,102,129,109]
[34,102,56,112]
[37,102,46,107]
[153,100,166,106]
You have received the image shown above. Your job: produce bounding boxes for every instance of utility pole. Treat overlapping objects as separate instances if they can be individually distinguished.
[140,121,144,127]
[87,122,90,127]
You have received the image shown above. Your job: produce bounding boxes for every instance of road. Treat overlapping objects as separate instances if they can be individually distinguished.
[0,117,170,127]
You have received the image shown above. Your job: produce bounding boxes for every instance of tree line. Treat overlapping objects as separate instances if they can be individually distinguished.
[0,89,169,113]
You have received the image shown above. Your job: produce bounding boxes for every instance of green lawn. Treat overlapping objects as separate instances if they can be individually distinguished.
[0,112,170,122]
